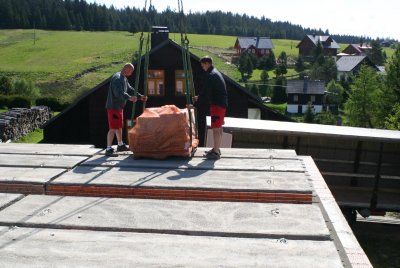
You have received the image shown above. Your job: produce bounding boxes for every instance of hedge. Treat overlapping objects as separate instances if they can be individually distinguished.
[0,95,32,109]
[36,97,69,111]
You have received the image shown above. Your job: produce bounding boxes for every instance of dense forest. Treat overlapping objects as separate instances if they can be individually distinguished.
[0,0,392,44]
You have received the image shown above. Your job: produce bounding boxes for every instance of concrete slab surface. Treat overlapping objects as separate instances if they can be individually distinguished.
[0,167,66,184]
[0,227,343,268]
[181,147,298,159]
[0,193,23,209]
[0,195,329,239]
[83,154,306,172]
[0,153,88,169]
[98,148,298,159]
[51,166,312,193]
[0,145,367,267]
[0,143,101,156]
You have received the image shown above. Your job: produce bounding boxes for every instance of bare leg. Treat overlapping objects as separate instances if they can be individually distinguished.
[115,128,123,144]
[107,129,116,147]
[213,127,223,153]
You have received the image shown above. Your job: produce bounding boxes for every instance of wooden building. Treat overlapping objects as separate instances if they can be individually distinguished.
[43,27,291,148]
[341,43,371,56]
[234,37,274,58]
[297,34,340,58]
[286,78,325,114]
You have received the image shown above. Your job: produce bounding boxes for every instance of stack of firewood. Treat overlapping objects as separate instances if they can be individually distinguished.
[0,106,50,142]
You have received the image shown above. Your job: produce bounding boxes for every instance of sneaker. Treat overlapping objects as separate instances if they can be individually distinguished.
[204,150,221,160]
[204,149,213,154]
[204,148,220,156]
[105,147,115,156]
[117,143,130,152]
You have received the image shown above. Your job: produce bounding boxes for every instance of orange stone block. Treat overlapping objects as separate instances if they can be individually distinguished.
[129,105,198,159]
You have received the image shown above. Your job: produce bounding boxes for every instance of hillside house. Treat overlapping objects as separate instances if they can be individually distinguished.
[43,27,291,148]
[340,43,371,56]
[297,34,340,58]
[234,37,274,58]
[286,78,325,114]
[336,55,379,80]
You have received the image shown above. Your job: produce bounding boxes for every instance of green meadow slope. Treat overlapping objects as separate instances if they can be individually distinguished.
[0,30,139,102]
[0,30,298,103]
[0,29,394,104]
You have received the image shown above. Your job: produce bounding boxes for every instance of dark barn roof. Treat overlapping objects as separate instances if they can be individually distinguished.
[341,43,371,55]
[298,35,340,49]
[235,37,274,50]
[286,80,325,95]
[43,35,291,148]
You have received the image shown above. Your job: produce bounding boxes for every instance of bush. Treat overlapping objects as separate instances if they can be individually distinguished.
[36,97,68,111]
[13,79,40,99]
[0,76,14,95]
[0,95,10,109]
[8,96,31,108]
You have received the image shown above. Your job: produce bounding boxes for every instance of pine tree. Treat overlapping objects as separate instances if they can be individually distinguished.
[325,80,344,113]
[344,66,381,128]
[238,53,248,81]
[271,76,287,104]
[260,69,269,84]
[367,39,384,65]
[384,103,400,130]
[304,102,315,123]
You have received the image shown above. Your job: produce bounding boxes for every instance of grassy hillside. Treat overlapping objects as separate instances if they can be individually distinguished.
[0,30,138,102]
[0,29,395,104]
[0,30,242,102]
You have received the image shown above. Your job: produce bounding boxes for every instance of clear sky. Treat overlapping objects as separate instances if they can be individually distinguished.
[87,0,399,41]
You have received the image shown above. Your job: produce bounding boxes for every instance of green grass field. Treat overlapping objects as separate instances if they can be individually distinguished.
[13,128,43,143]
[0,30,139,102]
[0,30,247,102]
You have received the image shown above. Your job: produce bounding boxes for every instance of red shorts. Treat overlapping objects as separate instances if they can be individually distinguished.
[210,105,226,128]
[107,109,124,129]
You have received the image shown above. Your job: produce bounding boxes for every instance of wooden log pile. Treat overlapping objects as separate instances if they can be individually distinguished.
[0,106,50,142]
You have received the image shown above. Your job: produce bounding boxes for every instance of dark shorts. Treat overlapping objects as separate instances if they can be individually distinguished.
[210,105,226,128]
[107,109,124,129]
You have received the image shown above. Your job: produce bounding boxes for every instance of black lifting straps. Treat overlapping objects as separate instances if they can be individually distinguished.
[130,0,198,144]
[178,0,198,143]
[130,0,151,126]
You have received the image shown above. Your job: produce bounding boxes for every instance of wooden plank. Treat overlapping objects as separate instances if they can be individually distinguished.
[324,173,400,189]
[331,186,400,211]
[0,143,101,156]
[0,154,88,169]
[316,158,399,176]
[82,154,305,172]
